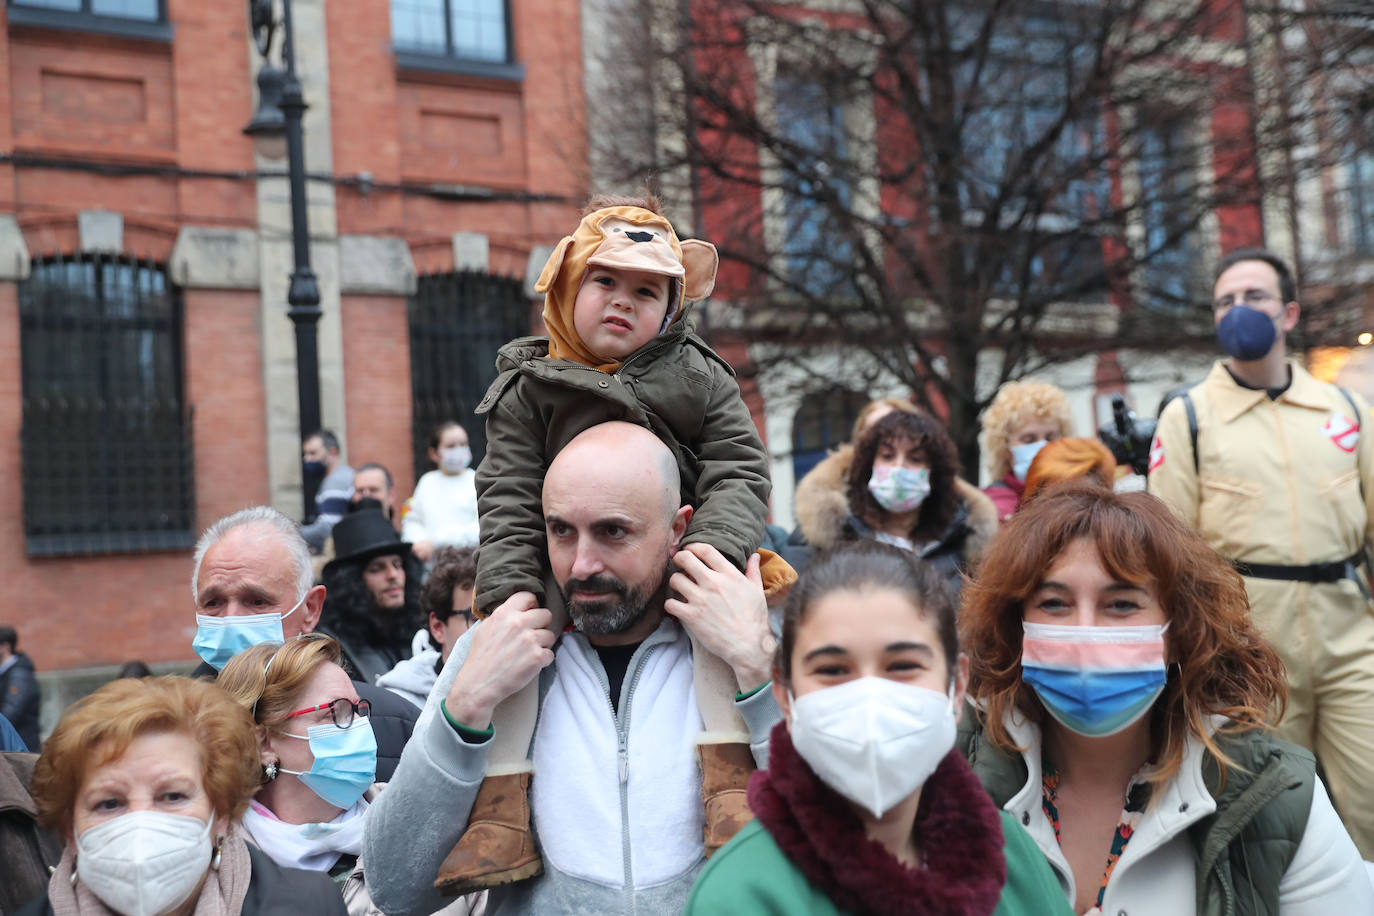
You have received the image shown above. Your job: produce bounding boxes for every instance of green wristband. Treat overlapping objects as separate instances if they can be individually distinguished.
[735,680,772,702]
[440,698,494,742]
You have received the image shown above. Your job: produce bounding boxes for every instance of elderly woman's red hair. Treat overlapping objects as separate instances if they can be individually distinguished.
[960,483,1286,786]
[30,676,261,836]
[1022,437,1116,502]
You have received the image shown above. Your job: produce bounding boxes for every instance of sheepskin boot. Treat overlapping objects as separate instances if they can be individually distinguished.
[434,771,542,895]
[698,741,756,856]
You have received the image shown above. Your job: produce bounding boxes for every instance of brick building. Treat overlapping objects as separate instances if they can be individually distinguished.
[582,1,1373,528]
[0,0,587,703]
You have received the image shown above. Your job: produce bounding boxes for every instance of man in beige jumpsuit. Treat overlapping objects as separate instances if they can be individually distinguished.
[1149,248,1374,857]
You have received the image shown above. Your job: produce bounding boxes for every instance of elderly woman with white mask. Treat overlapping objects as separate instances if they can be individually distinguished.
[21,676,343,916]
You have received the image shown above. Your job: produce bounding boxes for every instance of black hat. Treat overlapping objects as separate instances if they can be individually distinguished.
[323,507,410,576]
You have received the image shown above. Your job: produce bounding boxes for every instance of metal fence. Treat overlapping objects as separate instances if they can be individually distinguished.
[407,269,530,481]
[19,253,195,556]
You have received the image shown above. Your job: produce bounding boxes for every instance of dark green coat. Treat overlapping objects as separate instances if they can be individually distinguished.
[958,713,1315,916]
[472,320,770,614]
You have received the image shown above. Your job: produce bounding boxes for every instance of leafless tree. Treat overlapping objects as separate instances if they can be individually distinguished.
[587,0,1374,472]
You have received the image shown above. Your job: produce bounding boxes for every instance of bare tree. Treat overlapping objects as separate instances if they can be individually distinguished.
[587,0,1374,473]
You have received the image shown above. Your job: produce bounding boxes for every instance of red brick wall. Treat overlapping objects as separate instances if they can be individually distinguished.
[1,0,591,673]
[186,288,271,523]
[0,280,197,671]
[340,294,416,503]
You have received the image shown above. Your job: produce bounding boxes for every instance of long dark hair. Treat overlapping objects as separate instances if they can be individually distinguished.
[320,552,424,659]
[846,410,961,542]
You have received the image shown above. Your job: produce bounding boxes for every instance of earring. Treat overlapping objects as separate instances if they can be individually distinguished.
[211,834,224,871]
[264,761,278,781]
[70,860,78,887]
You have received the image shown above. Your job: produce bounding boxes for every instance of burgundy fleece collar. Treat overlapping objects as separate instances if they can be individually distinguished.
[749,722,1008,916]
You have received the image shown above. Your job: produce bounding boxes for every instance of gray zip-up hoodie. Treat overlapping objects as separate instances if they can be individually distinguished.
[362,617,780,916]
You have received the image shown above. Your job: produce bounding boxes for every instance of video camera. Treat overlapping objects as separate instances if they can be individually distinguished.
[1097,394,1157,477]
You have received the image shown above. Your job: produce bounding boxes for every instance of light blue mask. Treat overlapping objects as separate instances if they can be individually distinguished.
[1010,440,1049,482]
[192,596,304,671]
[281,719,378,809]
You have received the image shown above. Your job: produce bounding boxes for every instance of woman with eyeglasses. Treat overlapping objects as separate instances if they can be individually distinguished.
[219,637,385,914]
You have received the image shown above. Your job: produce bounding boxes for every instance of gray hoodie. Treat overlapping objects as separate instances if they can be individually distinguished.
[362,617,780,916]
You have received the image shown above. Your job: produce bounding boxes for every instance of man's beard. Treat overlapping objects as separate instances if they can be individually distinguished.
[560,559,673,637]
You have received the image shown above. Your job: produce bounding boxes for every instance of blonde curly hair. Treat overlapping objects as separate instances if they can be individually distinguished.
[981,380,1075,481]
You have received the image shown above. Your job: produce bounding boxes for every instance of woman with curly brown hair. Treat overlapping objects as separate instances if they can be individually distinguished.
[958,482,1372,915]
[797,409,996,599]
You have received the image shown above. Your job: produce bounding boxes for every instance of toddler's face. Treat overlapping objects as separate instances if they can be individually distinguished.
[572,266,672,361]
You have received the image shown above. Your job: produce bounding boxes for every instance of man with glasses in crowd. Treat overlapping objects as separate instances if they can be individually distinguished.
[189,505,417,779]
[1149,247,1374,857]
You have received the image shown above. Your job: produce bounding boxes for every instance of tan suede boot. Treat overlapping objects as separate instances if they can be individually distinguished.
[434,771,543,895]
[698,742,756,857]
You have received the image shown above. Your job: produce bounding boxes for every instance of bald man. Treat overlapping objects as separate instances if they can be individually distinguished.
[363,423,779,916]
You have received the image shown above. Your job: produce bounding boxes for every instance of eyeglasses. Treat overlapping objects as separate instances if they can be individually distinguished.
[440,607,477,626]
[1213,289,1279,311]
[284,697,371,728]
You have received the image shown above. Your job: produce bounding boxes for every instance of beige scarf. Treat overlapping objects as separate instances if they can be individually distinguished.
[47,821,253,916]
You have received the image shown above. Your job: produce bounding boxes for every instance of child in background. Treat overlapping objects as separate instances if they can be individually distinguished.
[437,195,795,895]
[402,420,480,564]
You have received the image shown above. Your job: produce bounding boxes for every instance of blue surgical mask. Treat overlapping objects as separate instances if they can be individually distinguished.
[280,719,378,809]
[1216,305,1278,361]
[1020,621,1170,737]
[1010,440,1048,482]
[192,595,305,671]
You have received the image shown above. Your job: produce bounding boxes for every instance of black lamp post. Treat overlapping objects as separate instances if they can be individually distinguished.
[244,0,321,521]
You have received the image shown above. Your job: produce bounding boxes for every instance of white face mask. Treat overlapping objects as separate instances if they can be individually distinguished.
[788,676,957,818]
[76,810,214,916]
[439,445,471,474]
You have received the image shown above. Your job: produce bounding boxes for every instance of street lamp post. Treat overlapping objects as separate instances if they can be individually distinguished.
[245,0,322,521]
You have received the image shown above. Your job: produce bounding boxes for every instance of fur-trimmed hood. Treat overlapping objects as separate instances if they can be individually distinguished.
[793,445,999,566]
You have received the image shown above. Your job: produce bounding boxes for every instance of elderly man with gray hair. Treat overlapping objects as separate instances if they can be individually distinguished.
[188,505,417,779]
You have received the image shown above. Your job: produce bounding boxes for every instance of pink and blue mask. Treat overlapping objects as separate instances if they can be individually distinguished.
[1020,621,1170,737]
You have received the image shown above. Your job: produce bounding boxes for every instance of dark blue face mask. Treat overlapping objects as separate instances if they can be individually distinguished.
[1216,305,1278,361]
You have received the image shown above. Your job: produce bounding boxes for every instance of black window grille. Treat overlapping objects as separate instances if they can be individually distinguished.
[19,253,195,556]
[408,270,529,483]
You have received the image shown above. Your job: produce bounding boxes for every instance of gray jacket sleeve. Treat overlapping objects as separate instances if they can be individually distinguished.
[362,628,488,916]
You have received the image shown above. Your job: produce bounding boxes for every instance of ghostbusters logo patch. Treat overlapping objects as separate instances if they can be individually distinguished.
[1148,434,1165,472]
[1322,413,1360,453]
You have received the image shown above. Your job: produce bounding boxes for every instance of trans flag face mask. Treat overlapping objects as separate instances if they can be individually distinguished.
[1020,621,1170,737]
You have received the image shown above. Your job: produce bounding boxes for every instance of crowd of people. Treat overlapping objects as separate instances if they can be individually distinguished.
[2,197,1373,916]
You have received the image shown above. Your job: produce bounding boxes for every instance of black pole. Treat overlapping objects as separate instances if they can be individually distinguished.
[278,0,322,521]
